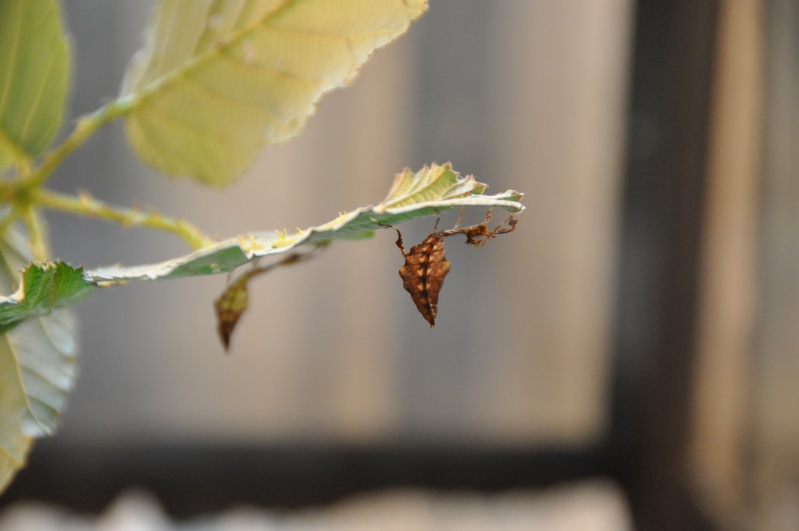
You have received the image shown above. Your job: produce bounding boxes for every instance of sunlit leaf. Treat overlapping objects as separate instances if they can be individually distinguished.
[0,0,71,171]
[0,229,79,493]
[121,0,428,186]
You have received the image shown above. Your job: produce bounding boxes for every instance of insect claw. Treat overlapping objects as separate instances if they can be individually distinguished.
[395,229,406,255]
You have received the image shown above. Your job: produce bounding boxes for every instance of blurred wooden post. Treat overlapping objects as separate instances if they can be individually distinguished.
[751,0,799,529]
[610,2,720,528]
[690,0,762,528]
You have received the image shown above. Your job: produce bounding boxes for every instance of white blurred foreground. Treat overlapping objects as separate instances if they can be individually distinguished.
[0,481,630,531]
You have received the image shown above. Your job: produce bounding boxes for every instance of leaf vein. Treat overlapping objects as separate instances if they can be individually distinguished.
[18,30,60,150]
[0,2,24,117]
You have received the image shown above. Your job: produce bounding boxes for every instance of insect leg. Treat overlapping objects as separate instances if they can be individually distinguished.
[492,213,518,235]
[454,207,466,229]
[483,208,494,226]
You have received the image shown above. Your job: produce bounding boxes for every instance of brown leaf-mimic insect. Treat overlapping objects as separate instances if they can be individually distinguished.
[395,228,450,327]
[395,210,518,327]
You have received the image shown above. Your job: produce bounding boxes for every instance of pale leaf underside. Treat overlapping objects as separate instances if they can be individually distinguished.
[0,230,78,494]
[121,0,428,186]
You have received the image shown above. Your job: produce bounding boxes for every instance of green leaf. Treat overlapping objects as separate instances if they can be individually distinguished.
[0,229,79,494]
[0,164,523,328]
[0,0,71,171]
[0,262,96,330]
[121,0,428,187]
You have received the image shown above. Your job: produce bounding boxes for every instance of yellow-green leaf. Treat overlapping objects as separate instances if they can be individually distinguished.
[0,0,71,171]
[0,230,79,493]
[121,0,428,187]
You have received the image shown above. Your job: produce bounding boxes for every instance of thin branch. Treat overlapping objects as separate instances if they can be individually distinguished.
[0,204,23,234]
[18,97,135,192]
[31,188,215,250]
[21,207,49,261]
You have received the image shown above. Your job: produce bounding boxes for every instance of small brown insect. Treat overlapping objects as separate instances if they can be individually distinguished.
[395,228,450,327]
[395,210,519,327]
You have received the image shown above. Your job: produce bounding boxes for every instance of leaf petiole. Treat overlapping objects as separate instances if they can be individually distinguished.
[21,207,49,261]
[19,98,136,192]
[31,187,215,250]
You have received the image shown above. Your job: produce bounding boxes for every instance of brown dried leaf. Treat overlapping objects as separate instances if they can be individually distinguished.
[214,274,250,352]
[212,247,326,352]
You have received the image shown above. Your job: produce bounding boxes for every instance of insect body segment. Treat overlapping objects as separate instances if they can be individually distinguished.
[396,230,450,327]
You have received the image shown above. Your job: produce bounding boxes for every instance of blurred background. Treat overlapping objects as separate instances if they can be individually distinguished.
[1,0,795,529]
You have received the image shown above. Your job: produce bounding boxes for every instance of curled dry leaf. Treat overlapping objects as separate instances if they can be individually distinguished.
[396,211,518,327]
[214,273,251,352]
[213,248,323,352]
